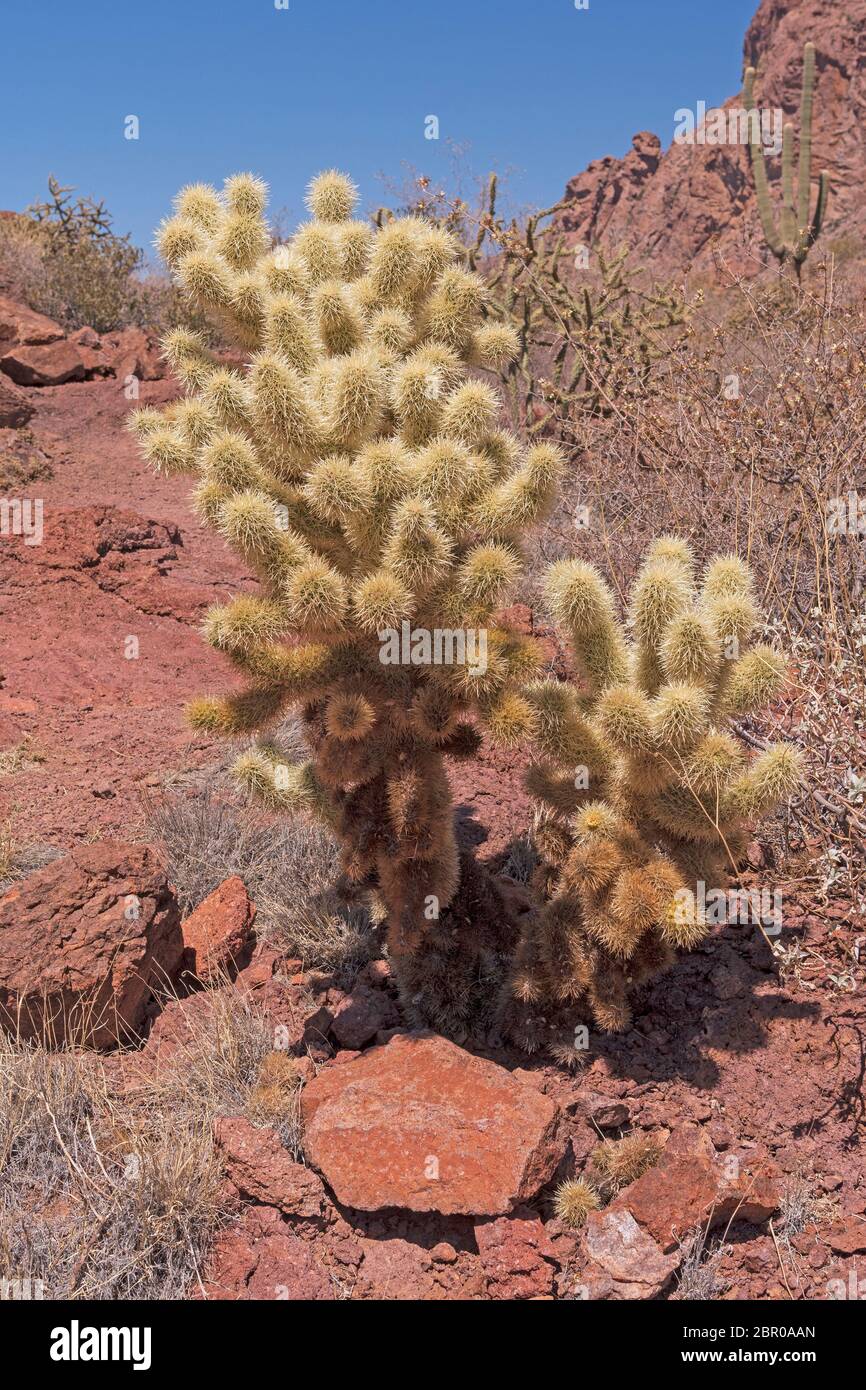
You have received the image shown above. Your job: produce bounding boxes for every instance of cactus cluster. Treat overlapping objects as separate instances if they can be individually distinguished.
[129,170,561,1017]
[744,41,829,275]
[508,541,802,1037]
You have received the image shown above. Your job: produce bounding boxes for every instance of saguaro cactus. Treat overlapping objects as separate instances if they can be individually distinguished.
[508,540,801,1043]
[130,170,561,1033]
[744,41,829,276]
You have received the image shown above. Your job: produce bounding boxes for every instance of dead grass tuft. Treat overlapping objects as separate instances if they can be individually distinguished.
[0,988,288,1299]
[146,787,379,985]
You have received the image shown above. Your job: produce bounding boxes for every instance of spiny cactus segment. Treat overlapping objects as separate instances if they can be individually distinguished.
[130,169,563,1027]
[744,41,829,275]
[509,540,801,1038]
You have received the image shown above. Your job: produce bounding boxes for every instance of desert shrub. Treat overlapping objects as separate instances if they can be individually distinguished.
[378,169,690,438]
[507,542,801,1036]
[0,177,205,335]
[130,168,561,1033]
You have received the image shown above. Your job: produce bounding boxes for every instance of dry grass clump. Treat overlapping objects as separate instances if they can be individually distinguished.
[0,434,54,490]
[587,1131,662,1198]
[146,786,378,985]
[246,1050,304,1148]
[0,835,64,896]
[777,1172,837,1240]
[0,988,284,1299]
[0,738,46,778]
[673,1228,730,1300]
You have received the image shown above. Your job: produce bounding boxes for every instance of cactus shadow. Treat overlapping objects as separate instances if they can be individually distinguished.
[593,923,822,1090]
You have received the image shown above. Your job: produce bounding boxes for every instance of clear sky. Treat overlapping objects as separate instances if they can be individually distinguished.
[5,0,759,253]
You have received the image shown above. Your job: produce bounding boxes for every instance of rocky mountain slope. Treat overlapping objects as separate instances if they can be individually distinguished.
[555,0,866,278]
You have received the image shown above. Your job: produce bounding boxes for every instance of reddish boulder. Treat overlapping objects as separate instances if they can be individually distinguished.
[246,1229,334,1301]
[1,339,87,386]
[301,1032,564,1215]
[102,326,164,382]
[0,295,64,347]
[202,1212,334,1301]
[475,1208,557,1299]
[582,1207,678,1300]
[180,876,255,986]
[214,1115,326,1219]
[0,842,183,1047]
[611,1124,781,1252]
[330,984,399,1049]
[0,377,34,428]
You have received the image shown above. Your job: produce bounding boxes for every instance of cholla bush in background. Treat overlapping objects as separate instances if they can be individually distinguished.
[508,539,802,1040]
[129,170,561,1031]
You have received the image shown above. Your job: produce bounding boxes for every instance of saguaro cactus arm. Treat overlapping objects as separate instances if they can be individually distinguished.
[744,40,830,272]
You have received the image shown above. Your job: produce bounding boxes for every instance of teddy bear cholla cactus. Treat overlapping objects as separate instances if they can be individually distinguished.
[509,539,801,1038]
[129,170,560,1020]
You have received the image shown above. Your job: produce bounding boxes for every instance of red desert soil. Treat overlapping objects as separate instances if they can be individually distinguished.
[1,374,864,1300]
[0,374,527,849]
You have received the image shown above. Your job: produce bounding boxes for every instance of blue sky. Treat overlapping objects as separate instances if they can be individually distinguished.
[5,0,758,253]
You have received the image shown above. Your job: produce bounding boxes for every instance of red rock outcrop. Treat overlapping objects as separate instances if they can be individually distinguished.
[0,295,64,348]
[301,1032,565,1215]
[0,294,165,388]
[0,842,183,1046]
[180,875,256,986]
[555,0,866,277]
[0,376,33,428]
[581,1207,679,1300]
[610,1123,781,1252]
[1,339,88,387]
[214,1116,326,1219]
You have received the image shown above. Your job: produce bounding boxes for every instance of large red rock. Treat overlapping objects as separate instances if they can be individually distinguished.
[301,1032,564,1215]
[0,339,87,386]
[0,376,34,428]
[0,842,183,1047]
[610,1124,781,1252]
[214,1115,325,1218]
[180,875,255,986]
[0,295,64,347]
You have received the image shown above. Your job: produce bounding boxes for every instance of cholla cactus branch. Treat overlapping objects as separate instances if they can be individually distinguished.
[132,169,561,1033]
[510,539,801,1037]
